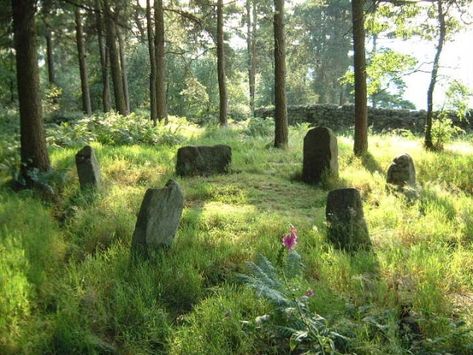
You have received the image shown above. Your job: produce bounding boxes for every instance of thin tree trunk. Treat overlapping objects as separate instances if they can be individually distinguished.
[103,0,128,115]
[371,33,377,108]
[352,0,368,156]
[146,0,157,122]
[155,0,167,122]
[45,29,56,85]
[246,0,256,117]
[425,0,446,150]
[12,0,50,176]
[75,7,92,115]
[135,0,146,43]
[339,85,346,106]
[273,0,288,148]
[118,28,130,113]
[95,0,111,112]
[217,0,228,126]
[9,48,15,103]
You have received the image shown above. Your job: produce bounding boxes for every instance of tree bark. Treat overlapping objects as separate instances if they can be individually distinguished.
[95,0,111,112]
[134,0,146,43]
[12,0,50,176]
[10,53,15,103]
[371,33,378,108]
[103,0,128,115]
[351,0,368,156]
[118,28,130,113]
[246,0,256,117]
[75,7,92,115]
[45,29,56,85]
[155,0,167,122]
[146,0,157,122]
[217,0,228,126]
[273,0,288,148]
[425,0,446,150]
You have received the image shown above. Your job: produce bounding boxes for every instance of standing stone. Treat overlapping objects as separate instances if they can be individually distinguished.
[386,154,416,188]
[131,180,184,256]
[176,145,232,176]
[75,145,101,190]
[302,127,338,184]
[325,188,370,251]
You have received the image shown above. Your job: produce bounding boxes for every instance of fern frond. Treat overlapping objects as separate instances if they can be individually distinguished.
[286,251,302,279]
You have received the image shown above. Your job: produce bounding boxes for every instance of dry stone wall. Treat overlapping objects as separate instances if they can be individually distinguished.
[255,104,472,132]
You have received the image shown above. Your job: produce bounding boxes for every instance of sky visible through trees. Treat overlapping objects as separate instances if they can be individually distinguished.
[225,0,473,110]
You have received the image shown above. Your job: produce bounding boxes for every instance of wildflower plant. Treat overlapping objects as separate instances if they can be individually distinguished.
[239,226,349,354]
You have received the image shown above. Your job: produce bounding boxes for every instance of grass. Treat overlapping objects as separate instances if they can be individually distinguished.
[1,115,473,353]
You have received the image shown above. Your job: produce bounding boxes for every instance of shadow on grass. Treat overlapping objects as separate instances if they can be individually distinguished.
[290,170,350,192]
[361,151,384,175]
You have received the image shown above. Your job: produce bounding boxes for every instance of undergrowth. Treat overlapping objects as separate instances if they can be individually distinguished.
[1,110,473,353]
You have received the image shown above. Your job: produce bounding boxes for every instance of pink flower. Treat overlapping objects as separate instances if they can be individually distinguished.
[282,226,298,250]
[304,289,315,297]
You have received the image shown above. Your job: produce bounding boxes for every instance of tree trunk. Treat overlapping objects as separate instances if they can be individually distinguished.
[118,28,130,113]
[351,0,368,156]
[12,0,50,176]
[273,0,288,148]
[371,33,378,108]
[217,0,228,126]
[135,0,146,43]
[246,0,256,117]
[96,0,111,112]
[75,7,92,115]
[339,85,346,106]
[45,29,56,85]
[9,49,15,104]
[146,0,157,122]
[425,0,446,150]
[155,0,167,122]
[103,0,128,115]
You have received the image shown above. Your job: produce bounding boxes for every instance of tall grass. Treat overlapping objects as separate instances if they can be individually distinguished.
[1,115,473,352]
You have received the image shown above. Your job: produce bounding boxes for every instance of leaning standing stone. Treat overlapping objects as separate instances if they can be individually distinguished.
[325,188,370,251]
[386,153,416,188]
[176,145,232,176]
[302,127,338,184]
[131,180,184,256]
[75,145,101,190]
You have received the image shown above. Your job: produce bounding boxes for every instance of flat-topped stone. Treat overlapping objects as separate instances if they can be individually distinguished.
[176,145,232,176]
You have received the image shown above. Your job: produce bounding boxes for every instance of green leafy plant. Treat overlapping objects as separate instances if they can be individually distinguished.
[444,80,472,121]
[46,112,186,147]
[245,117,274,137]
[431,114,463,150]
[43,85,63,116]
[239,227,350,353]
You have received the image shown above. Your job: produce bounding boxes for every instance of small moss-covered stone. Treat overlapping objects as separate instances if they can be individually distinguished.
[387,153,416,188]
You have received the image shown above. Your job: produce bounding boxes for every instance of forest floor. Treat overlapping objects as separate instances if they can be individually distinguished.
[1,114,473,353]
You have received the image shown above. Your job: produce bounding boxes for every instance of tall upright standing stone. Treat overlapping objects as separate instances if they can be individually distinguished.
[325,188,370,251]
[75,145,101,190]
[386,154,416,188]
[131,180,184,256]
[302,127,338,184]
